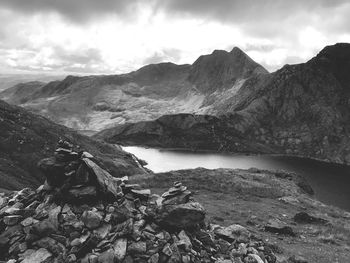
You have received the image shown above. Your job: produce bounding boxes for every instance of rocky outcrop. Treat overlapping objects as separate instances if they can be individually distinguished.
[0,146,281,263]
[0,100,146,191]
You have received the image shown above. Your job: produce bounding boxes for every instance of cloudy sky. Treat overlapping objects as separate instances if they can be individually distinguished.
[0,0,349,75]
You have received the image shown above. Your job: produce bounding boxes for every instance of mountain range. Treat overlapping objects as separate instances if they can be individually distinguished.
[95,43,350,165]
[1,43,350,165]
[0,47,266,132]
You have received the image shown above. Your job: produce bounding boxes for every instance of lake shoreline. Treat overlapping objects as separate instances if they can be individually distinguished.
[121,144,350,168]
[122,145,350,212]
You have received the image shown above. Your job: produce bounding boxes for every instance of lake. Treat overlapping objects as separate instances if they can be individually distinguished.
[123,146,350,212]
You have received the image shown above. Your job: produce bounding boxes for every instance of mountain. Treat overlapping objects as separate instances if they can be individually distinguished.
[0,81,45,104]
[0,47,267,133]
[95,43,350,165]
[0,99,146,191]
[0,74,63,92]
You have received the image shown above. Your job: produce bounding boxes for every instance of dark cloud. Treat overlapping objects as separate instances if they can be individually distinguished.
[157,0,348,22]
[2,0,347,24]
[156,0,350,38]
[0,0,150,22]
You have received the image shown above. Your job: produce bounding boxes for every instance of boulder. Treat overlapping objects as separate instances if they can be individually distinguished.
[127,241,147,254]
[293,212,328,225]
[21,248,52,263]
[81,210,102,229]
[264,219,296,236]
[82,158,122,198]
[157,202,205,229]
[213,224,250,243]
[31,220,57,237]
[3,215,23,226]
[177,230,192,251]
[113,238,127,261]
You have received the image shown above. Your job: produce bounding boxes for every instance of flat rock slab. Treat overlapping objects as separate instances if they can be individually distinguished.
[82,158,121,198]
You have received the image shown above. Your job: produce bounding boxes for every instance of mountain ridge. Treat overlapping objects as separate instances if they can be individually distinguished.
[0,46,268,131]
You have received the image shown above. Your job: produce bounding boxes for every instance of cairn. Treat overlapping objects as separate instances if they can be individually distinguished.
[0,141,278,263]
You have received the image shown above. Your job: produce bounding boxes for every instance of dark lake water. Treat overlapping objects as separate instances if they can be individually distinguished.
[123,146,350,212]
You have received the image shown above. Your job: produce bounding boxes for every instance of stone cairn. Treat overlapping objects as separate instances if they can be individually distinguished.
[0,141,278,263]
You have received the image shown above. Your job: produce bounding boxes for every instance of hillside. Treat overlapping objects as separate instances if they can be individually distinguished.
[0,48,267,132]
[95,43,350,165]
[94,113,277,154]
[0,100,146,191]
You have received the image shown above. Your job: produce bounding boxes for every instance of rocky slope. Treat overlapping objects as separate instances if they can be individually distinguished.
[0,100,146,191]
[0,48,267,132]
[94,113,277,154]
[95,43,350,165]
[1,146,348,263]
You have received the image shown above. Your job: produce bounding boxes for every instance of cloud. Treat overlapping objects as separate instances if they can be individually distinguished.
[157,0,348,22]
[0,0,349,74]
[143,48,182,65]
[0,0,152,22]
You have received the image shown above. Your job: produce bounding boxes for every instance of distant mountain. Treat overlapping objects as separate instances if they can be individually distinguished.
[0,100,146,191]
[0,74,63,92]
[96,43,350,165]
[0,47,267,132]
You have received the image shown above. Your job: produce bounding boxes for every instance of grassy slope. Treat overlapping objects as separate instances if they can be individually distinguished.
[131,168,350,263]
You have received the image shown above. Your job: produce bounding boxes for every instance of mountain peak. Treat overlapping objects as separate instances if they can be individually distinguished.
[230,46,245,54]
[188,47,268,93]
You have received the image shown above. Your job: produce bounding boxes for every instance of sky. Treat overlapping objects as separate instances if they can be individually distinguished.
[0,0,349,75]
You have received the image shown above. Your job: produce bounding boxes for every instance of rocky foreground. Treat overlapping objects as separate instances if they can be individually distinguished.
[133,168,350,263]
[0,142,327,263]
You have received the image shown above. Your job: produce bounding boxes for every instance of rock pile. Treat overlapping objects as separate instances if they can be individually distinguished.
[0,141,278,263]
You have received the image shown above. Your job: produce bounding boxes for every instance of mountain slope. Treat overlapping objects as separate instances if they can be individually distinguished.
[95,43,350,165]
[0,100,146,191]
[94,113,277,154]
[0,47,267,132]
